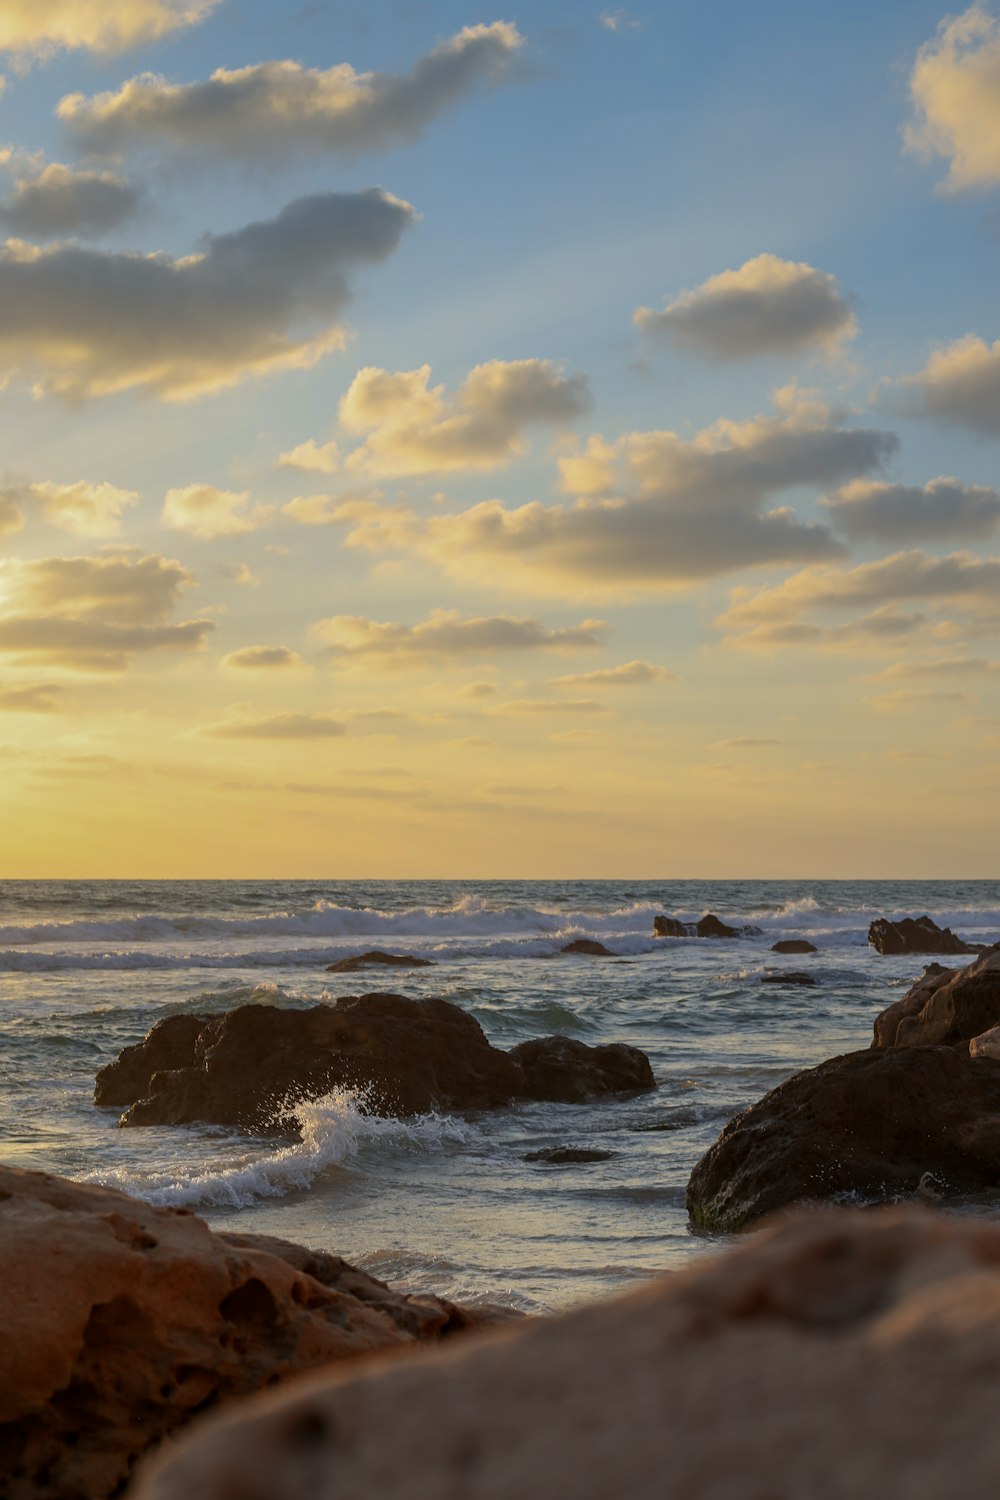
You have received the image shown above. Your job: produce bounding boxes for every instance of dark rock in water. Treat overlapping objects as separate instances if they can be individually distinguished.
[771,939,817,954]
[760,972,817,987]
[326,951,435,973]
[522,1147,614,1164]
[873,948,1000,1050]
[508,1035,655,1104]
[652,912,762,940]
[96,995,656,1131]
[696,912,742,939]
[686,1044,1000,1232]
[653,915,687,938]
[0,1165,512,1500]
[867,915,982,957]
[561,939,614,957]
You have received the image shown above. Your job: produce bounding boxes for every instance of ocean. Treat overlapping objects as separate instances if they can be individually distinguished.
[3,877,998,1312]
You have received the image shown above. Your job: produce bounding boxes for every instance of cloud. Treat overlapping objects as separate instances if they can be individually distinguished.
[710,737,783,750]
[867,688,977,710]
[903,335,1000,436]
[0,188,415,401]
[717,549,1000,650]
[163,485,273,539]
[823,476,1000,542]
[0,682,64,712]
[905,5,1000,190]
[869,656,1000,680]
[59,22,523,161]
[634,255,856,359]
[0,548,213,670]
[336,391,894,595]
[208,711,346,739]
[600,11,641,32]
[282,490,378,525]
[0,479,139,537]
[552,659,673,687]
[221,646,307,671]
[494,698,608,716]
[280,359,590,479]
[0,164,143,239]
[0,0,219,60]
[219,561,259,586]
[0,493,23,535]
[311,608,609,667]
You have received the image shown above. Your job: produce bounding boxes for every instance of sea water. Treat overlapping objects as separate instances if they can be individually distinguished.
[2,877,997,1311]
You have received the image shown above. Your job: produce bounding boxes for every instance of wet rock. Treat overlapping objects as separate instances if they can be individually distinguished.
[96,995,656,1131]
[652,915,687,938]
[508,1035,655,1104]
[867,914,982,957]
[132,1206,1000,1500]
[873,948,1000,1050]
[695,912,742,939]
[0,1165,505,1500]
[560,939,614,956]
[759,972,817,986]
[686,1044,1000,1232]
[652,912,762,940]
[523,1147,614,1164]
[970,1025,1000,1061]
[325,951,435,973]
[771,939,817,954]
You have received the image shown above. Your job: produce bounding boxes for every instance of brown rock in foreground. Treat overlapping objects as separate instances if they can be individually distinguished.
[867,913,983,956]
[133,1206,1000,1500]
[873,949,1000,1050]
[325,951,435,973]
[686,1043,1000,1230]
[0,1166,508,1500]
[96,994,655,1132]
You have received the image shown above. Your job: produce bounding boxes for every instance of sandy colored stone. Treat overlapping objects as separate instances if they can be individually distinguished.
[133,1206,1000,1500]
[0,1165,509,1500]
[874,948,1000,1050]
[970,1024,1000,1061]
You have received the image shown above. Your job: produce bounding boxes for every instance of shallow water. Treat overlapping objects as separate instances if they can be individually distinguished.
[2,878,997,1311]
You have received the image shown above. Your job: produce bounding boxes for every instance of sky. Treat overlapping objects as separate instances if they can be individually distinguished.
[0,0,998,878]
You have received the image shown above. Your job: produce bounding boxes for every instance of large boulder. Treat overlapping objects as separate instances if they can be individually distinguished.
[0,1166,510,1500]
[652,912,761,940]
[134,1205,1000,1500]
[873,949,1000,1050]
[867,914,982,956]
[771,939,817,954]
[95,994,655,1131]
[685,1044,1000,1232]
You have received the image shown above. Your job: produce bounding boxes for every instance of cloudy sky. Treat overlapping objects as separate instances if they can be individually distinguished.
[1,0,998,877]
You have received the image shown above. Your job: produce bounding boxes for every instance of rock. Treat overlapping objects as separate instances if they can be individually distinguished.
[771,939,817,954]
[759,972,816,986]
[560,939,614,957]
[132,1205,1000,1500]
[873,948,1000,1050]
[652,912,761,940]
[325,951,435,973]
[96,995,656,1131]
[522,1148,614,1164]
[0,1165,507,1500]
[507,1035,655,1104]
[695,912,742,938]
[971,1025,1000,1061]
[652,915,686,938]
[867,914,982,956]
[685,1043,1000,1231]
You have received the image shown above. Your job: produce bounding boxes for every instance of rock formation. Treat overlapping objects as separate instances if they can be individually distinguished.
[0,1166,511,1500]
[759,971,816,986]
[652,912,761,940]
[685,1043,1000,1231]
[867,914,982,956]
[560,939,614,957]
[132,1206,1000,1500]
[872,948,1000,1050]
[95,994,655,1132]
[325,951,435,973]
[771,939,817,954]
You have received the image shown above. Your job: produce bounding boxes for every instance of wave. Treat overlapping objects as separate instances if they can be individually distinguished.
[89,1089,476,1210]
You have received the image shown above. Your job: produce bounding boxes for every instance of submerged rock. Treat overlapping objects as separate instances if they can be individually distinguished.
[867,914,982,957]
[523,1147,614,1164]
[771,939,817,954]
[873,948,1000,1050]
[759,972,816,986]
[96,994,655,1131]
[560,939,614,957]
[686,1043,1000,1231]
[0,1166,509,1500]
[325,951,435,973]
[133,1205,1000,1500]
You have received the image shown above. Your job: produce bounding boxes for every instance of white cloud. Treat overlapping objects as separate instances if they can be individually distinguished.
[905,5,1000,190]
[600,11,641,32]
[208,711,346,739]
[163,485,273,539]
[634,255,856,359]
[311,609,609,669]
[219,562,259,587]
[221,646,307,671]
[552,659,673,687]
[0,163,143,239]
[823,476,1000,542]
[0,493,23,535]
[0,0,219,61]
[280,359,590,479]
[282,490,378,525]
[1,479,139,537]
[60,22,523,161]
[904,335,1000,436]
[0,188,415,402]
